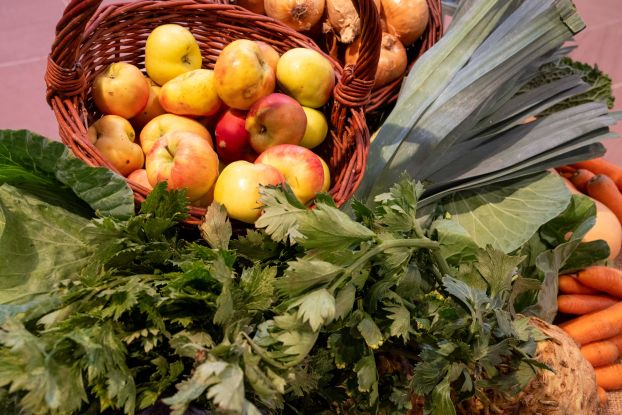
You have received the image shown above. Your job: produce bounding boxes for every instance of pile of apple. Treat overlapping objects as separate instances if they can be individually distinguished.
[87,23,336,223]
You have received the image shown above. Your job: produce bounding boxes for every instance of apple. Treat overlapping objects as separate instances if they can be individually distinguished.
[319,156,331,192]
[214,109,258,164]
[246,93,307,153]
[255,144,325,204]
[140,113,213,154]
[127,168,153,191]
[300,107,328,149]
[146,131,219,202]
[145,24,202,86]
[130,79,167,130]
[92,62,150,118]
[159,69,222,117]
[87,115,144,176]
[214,39,275,110]
[255,41,280,73]
[276,48,335,108]
[213,161,285,223]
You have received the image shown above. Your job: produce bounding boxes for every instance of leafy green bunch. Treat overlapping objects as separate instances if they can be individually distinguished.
[0,174,551,415]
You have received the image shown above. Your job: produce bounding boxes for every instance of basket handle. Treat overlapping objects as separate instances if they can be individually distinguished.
[332,0,381,107]
[45,0,103,102]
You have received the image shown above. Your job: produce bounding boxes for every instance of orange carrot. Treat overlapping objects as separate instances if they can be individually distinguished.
[586,175,622,225]
[598,386,607,406]
[577,266,622,299]
[580,340,619,367]
[609,333,622,355]
[557,294,618,315]
[558,274,601,295]
[569,168,595,193]
[560,302,622,345]
[571,158,622,191]
[595,363,622,391]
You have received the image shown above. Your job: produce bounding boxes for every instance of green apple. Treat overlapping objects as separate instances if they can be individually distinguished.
[145,24,202,86]
[299,106,328,149]
[276,48,335,108]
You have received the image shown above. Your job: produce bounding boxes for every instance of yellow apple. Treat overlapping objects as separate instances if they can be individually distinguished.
[159,69,222,117]
[145,24,202,86]
[255,41,280,73]
[319,156,331,192]
[140,113,213,154]
[214,39,275,110]
[92,62,150,118]
[299,107,328,149]
[214,161,285,223]
[127,168,153,191]
[146,131,219,202]
[130,80,167,130]
[255,144,325,204]
[87,115,144,176]
[276,48,335,108]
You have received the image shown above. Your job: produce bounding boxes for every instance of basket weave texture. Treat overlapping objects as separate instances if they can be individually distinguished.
[45,0,381,225]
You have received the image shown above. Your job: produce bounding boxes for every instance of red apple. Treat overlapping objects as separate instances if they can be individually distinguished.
[213,161,285,223]
[92,62,150,119]
[146,131,219,202]
[127,168,153,191]
[215,109,258,164]
[246,93,307,153]
[255,144,325,204]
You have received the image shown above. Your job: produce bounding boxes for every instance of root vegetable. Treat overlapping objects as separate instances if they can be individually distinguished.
[345,32,407,88]
[598,387,607,406]
[595,363,622,391]
[580,341,619,368]
[265,0,326,32]
[609,333,622,354]
[569,168,595,193]
[557,294,618,315]
[558,274,601,295]
[380,0,429,46]
[577,266,622,299]
[586,174,622,225]
[235,0,266,14]
[571,158,622,191]
[561,302,622,345]
[326,0,360,44]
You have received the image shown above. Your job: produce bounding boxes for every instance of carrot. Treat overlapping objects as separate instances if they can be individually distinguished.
[560,302,622,345]
[558,274,601,295]
[609,333,622,354]
[557,294,618,315]
[568,168,595,193]
[598,386,607,406]
[571,158,622,191]
[577,266,622,299]
[580,340,619,367]
[556,165,576,175]
[586,174,622,225]
[595,363,622,391]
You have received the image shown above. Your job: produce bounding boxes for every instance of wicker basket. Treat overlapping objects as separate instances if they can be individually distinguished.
[45,0,381,226]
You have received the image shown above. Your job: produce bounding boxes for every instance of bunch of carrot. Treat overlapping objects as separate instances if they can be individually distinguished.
[557,265,622,404]
[558,157,622,225]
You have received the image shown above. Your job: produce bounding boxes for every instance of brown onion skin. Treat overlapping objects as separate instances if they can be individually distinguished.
[380,0,429,47]
[345,32,407,89]
[235,0,266,14]
[265,0,326,32]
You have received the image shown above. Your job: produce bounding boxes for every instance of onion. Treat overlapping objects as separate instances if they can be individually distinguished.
[264,0,326,32]
[326,0,360,44]
[235,0,266,14]
[380,0,429,46]
[345,32,407,89]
